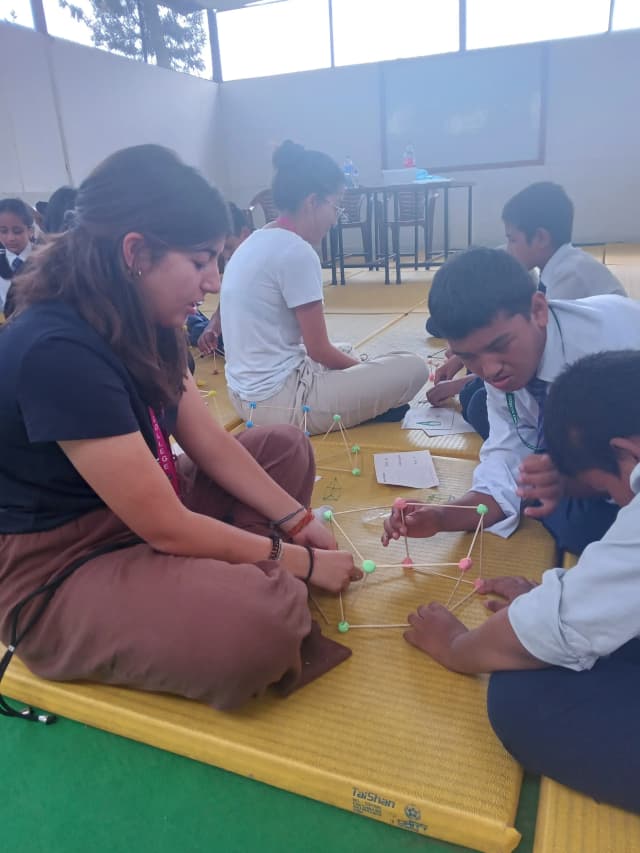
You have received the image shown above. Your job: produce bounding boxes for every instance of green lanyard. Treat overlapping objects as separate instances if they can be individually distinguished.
[506,392,538,451]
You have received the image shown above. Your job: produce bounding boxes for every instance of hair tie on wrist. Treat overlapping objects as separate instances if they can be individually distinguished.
[304,546,315,583]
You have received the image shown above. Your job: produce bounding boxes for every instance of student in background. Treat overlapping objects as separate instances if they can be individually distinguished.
[43,186,78,234]
[222,140,428,434]
[187,202,252,357]
[0,198,35,313]
[503,182,625,299]
[0,145,360,715]
[428,183,626,438]
[403,350,640,815]
[383,248,640,556]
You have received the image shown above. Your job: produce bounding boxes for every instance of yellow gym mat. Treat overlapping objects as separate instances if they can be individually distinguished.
[324,312,404,347]
[357,311,446,360]
[605,264,640,300]
[314,419,482,461]
[192,352,242,430]
[322,277,428,314]
[604,243,640,265]
[580,244,606,262]
[533,778,640,853]
[4,454,555,853]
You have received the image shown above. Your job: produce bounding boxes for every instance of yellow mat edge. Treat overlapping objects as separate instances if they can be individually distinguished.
[4,663,522,853]
[315,437,481,462]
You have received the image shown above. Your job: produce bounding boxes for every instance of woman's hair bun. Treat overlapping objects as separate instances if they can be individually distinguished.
[272,139,306,171]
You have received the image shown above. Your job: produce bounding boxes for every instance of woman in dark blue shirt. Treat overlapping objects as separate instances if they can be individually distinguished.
[0,145,360,713]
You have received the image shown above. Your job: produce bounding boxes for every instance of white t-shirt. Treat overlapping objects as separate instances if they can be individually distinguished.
[541,243,626,299]
[221,228,323,401]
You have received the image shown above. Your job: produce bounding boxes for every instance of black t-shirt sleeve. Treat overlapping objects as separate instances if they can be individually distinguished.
[18,337,140,442]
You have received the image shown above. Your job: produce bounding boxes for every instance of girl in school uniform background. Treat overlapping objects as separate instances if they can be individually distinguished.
[0,144,361,714]
[0,198,35,314]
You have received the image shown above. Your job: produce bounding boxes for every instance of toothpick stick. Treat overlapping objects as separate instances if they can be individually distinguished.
[348,623,409,630]
[331,517,365,560]
[319,421,337,442]
[445,573,464,608]
[333,505,392,515]
[339,592,345,623]
[337,421,354,468]
[401,508,411,563]
[465,515,483,560]
[449,588,477,614]
[479,516,484,578]
[316,465,353,473]
[308,592,329,624]
[374,562,461,569]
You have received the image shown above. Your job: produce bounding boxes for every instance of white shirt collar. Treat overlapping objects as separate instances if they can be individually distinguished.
[535,305,565,384]
[630,463,640,495]
[5,243,32,266]
[539,243,573,286]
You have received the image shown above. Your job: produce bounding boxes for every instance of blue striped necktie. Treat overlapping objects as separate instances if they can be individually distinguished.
[11,257,24,273]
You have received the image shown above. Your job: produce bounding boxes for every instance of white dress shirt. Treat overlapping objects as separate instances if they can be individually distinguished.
[509,463,640,670]
[541,243,626,299]
[472,295,640,537]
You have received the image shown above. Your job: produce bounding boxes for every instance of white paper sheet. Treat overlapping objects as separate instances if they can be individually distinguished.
[373,451,440,489]
[402,403,476,436]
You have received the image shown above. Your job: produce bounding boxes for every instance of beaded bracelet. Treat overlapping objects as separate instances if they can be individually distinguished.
[268,535,283,561]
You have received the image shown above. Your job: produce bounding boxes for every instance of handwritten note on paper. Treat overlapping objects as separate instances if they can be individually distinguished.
[373,451,440,489]
[402,403,475,436]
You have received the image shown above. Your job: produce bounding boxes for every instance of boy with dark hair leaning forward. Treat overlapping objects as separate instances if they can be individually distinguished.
[400,349,640,815]
[386,248,640,555]
[429,182,626,437]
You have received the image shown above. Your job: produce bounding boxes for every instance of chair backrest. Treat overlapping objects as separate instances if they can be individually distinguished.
[397,190,422,221]
[248,189,278,225]
[341,190,366,224]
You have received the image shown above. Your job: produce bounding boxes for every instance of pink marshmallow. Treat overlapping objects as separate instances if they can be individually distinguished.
[393,497,408,510]
[402,557,414,567]
[458,557,473,572]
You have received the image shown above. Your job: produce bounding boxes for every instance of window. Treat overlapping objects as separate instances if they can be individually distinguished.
[0,0,34,28]
[217,0,331,82]
[43,0,212,77]
[466,0,610,50]
[612,0,640,32]
[332,0,458,66]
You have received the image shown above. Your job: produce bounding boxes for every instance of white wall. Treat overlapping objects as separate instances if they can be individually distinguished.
[219,29,640,247]
[0,21,223,201]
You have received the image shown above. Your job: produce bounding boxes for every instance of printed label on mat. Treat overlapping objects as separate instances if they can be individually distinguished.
[393,804,428,834]
[351,786,395,817]
[351,788,430,834]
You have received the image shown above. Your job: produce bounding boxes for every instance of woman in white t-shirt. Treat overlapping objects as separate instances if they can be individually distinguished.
[221,141,428,434]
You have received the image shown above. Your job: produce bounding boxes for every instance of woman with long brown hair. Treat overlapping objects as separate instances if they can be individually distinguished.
[0,145,360,714]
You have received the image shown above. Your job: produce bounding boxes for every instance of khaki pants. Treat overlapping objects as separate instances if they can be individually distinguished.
[0,425,314,711]
[230,352,428,434]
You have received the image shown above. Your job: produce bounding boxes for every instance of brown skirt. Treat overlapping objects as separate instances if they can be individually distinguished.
[0,425,315,710]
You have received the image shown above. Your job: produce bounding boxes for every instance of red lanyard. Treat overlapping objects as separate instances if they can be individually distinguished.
[274,216,300,234]
[148,407,181,498]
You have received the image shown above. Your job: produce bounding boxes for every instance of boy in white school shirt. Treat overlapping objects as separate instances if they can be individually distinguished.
[428,182,626,436]
[383,248,640,555]
[402,349,640,815]
[502,181,626,299]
